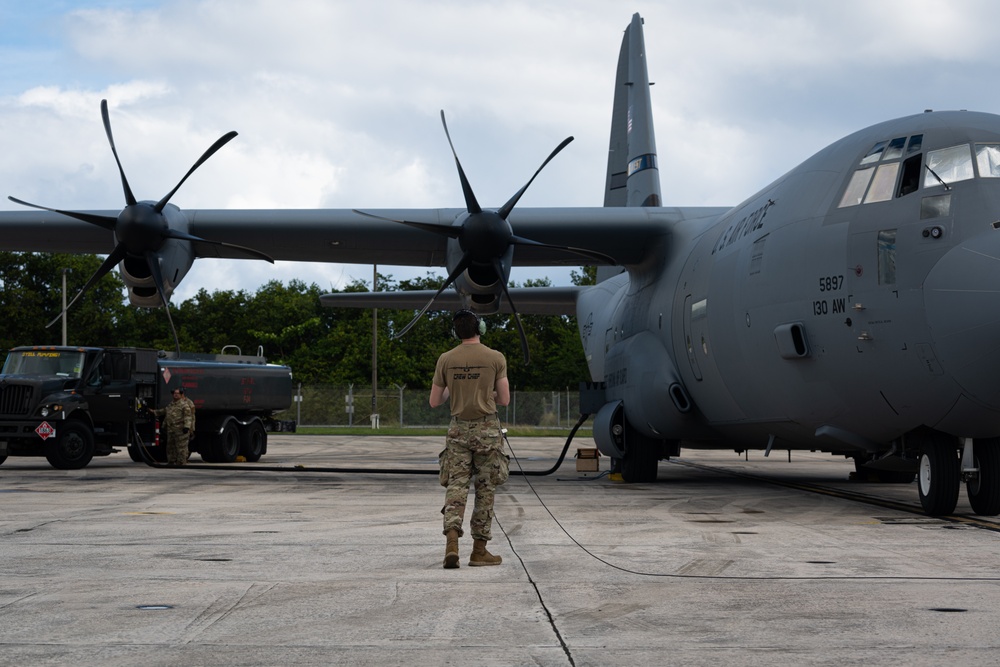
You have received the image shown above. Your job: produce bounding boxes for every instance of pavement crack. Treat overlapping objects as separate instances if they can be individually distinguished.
[496,515,575,667]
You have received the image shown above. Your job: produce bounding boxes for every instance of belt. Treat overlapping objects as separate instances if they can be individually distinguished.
[451,414,498,423]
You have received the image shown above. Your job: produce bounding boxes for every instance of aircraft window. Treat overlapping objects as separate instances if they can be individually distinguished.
[907,135,923,154]
[864,163,901,203]
[920,194,951,219]
[860,141,888,165]
[923,144,974,188]
[878,229,896,285]
[838,167,875,207]
[975,144,1000,177]
[882,137,907,161]
[897,154,921,197]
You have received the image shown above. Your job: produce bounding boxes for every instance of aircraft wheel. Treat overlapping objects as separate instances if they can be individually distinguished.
[917,437,960,516]
[967,438,1000,516]
[621,432,660,483]
[45,421,95,470]
[240,421,267,463]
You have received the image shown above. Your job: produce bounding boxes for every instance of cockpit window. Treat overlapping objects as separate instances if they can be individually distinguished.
[975,144,1000,178]
[860,141,888,165]
[924,144,974,188]
[864,163,901,203]
[882,137,907,161]
[839,134,923,208]
[839,167,875,207]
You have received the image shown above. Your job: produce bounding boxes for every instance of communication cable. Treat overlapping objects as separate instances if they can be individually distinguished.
[498,428,1000,582]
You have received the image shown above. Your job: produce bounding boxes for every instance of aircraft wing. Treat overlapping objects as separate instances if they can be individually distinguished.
[319,285,584,316]
[0,206,727,267]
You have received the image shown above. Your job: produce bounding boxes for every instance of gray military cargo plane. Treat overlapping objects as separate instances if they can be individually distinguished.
[3,13,1000,516]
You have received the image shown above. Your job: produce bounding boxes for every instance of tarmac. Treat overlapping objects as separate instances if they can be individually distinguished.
[2,434,1000,666]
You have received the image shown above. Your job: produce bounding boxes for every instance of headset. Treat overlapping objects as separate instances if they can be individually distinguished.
[453,309,486,339]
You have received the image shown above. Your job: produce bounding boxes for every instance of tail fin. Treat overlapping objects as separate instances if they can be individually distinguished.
[599,14,660,283]
[603,13,661,209]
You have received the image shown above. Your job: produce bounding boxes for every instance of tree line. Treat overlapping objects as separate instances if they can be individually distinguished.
[0,252,596,390]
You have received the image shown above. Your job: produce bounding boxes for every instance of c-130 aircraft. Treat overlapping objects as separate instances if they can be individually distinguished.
[4,13,1000,516]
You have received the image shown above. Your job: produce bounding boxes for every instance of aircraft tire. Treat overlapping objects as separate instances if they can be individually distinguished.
[967,438,1000,516]
[45,421,95,470]
[917,437,960,516]
[621,433,660,483]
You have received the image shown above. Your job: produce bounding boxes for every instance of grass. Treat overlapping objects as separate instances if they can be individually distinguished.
[291,425,593,438]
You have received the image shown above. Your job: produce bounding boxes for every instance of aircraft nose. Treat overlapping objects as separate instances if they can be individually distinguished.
[925,230,1000,409]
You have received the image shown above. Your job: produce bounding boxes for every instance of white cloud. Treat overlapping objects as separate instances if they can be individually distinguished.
[5,0,1000,300]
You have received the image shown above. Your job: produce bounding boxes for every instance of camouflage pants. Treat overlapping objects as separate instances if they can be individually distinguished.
[440,416,505,541]
[165,427,189,465]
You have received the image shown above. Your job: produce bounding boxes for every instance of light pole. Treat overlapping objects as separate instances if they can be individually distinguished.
[371,264,379,429]
[60,268,72,346]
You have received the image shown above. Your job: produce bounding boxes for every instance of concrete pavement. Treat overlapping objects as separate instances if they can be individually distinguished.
[1,435,999,665]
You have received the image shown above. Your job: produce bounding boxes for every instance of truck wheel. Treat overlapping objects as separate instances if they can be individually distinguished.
[45,421,95,470]
[241,421,267,462]
[212,422,241,463]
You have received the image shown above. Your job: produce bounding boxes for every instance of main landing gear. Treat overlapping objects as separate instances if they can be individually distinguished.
[914,431,1000,516]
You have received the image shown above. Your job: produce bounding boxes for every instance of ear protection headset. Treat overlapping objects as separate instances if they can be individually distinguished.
[453,309,486,338]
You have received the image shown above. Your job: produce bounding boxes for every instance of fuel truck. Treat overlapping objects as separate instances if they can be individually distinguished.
[0,346,295,469]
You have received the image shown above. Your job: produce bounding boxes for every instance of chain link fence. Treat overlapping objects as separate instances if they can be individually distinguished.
[284,384,582,428]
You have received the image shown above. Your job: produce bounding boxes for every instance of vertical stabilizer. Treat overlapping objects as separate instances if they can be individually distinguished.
[600,13,660,281]
[604,13,661,208]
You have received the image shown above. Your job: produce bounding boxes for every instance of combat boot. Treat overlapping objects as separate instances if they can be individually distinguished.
[443,529,460,569]
[469,539,502,566]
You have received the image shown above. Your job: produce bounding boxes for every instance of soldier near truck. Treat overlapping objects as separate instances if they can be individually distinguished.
[0,346,294,469]
[150,387,195,466]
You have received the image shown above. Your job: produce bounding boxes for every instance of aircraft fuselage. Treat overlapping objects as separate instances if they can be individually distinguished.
[585,110,1000,468]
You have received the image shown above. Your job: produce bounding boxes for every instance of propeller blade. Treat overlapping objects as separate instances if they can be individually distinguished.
[163,228,275,263]
[144,251,181,356]
[493,259,530,365]
[497,136,574,220]
[101,99,137,207]
[7,196,117,231]
[391,255,471,340]
[510,234,617,265]
[45,244,128,328]
[154,130,239,213]
[352,209,461,239]
[440,111,482,215]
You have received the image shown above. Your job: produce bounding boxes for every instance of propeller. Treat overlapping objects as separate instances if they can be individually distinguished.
[9,99,275,355]
[355,111,617,364]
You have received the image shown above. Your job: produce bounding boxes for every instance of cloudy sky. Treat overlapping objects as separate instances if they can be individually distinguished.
[2,0,999,300]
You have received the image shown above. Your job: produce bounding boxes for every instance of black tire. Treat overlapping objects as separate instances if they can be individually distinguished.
[211,422,241,463]
[0,455,6,466]
[127,446,143,463]
[967,438,1000,516]
[917,436,960,516]
[45,421,95,470]
[621,432,660,483]
[240,421,267,463]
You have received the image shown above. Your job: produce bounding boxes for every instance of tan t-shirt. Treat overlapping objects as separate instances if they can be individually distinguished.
[432,342,507,420]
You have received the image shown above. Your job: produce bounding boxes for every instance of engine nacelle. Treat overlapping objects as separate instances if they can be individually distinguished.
[119,239,194,307]
[447,237,513,315]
